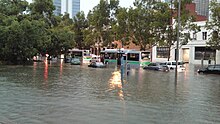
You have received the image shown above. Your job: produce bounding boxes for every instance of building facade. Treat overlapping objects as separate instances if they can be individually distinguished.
[53,0,61,16]
[152,20,220,65]
[27,0,80,18]
[61,0,80,18]
[193,0,209,17]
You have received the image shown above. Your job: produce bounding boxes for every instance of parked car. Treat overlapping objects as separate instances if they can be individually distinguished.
[143,62,169,71]
[88,62,106,68]
[70,58,81,65]
[198,64,220,74]
[164,61,185,70]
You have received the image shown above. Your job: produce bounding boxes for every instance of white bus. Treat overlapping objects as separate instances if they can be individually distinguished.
[67,49,92,63]
[100,49,151,67]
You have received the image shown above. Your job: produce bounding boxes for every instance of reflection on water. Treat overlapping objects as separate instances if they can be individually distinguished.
[0,63,220,124]
[108,70,124,100]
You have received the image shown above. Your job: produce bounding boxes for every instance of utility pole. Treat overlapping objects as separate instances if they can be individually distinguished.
[175,0,181,82]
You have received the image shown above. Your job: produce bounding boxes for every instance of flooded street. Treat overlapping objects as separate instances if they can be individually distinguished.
[0,62,220,124]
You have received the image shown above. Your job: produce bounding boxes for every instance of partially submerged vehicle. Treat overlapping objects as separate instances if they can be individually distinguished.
[70,58,81,65]
[143,62,169,71]
[198,64,220,75]
[88,62,106,68]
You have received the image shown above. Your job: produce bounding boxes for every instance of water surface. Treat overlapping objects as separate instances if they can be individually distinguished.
[0,62,220,124]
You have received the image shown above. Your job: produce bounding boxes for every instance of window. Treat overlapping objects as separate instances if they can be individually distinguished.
[127,53,139,61]
[141,52,150,60]
[202,32,207,40]
[157,47,169,58]
[193,32,197,40]
[194,47,216,60]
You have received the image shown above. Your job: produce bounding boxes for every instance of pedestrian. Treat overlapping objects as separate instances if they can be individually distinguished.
[127,62,130,75]
[208,59,211,65]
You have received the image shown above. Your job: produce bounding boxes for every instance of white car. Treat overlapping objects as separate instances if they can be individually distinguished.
[164,61,185,70]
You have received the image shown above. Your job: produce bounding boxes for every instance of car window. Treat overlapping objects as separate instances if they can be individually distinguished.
[160,63,166,65]
[208,65,215,70]
[213,65,220,71]
[172,62,176,65]
[178,62,183,65]
[148,63,154,66]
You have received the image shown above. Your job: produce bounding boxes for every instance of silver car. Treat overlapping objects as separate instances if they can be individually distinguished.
[143,62,169,71]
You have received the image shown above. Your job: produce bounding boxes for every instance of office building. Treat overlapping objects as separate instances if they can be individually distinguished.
[193,0,209,17]
[27,0,80,18]
[53,0,61,16]
[61,0,80,18]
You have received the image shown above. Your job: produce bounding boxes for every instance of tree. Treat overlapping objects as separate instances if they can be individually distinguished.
[0,18,49,64]
[161,0,200,61]
[73,11,89,49]
[112,7,130,48]
[48,13,75,57]
[128,0,163,50]
[86,0,119,54]
[206,0,220,51]
[0,0,28,16]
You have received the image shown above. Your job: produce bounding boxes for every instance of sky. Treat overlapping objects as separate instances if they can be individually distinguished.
[80,0,135,15]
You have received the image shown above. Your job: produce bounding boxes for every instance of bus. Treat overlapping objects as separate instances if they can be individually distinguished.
[67,49,92,63]
[100,49,151,67]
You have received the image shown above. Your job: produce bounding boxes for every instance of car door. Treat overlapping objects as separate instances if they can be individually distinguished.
[213,65,220,74]
[207,65,215,74]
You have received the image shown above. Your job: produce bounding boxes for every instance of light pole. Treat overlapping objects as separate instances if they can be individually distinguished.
[175,0,181,82]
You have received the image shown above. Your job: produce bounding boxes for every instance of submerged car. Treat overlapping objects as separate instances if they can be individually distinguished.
[164,61,185,70]
[70,58,81,65]
[198,64,220,75]
[88,62,106,68]
[143,62,169,71]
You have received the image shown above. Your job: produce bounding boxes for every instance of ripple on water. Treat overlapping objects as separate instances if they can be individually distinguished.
[0,64,220,123]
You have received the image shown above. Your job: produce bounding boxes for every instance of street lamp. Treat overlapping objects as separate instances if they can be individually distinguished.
[175,0,181,82]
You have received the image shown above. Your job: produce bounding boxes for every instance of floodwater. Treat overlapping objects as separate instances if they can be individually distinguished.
[0,61,220,124]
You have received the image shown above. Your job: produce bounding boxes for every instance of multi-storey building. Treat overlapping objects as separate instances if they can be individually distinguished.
[27,0,80,18]
[61,0,80,18]
[151,2,220,65]
[53,0,61,16]
[193,0,209,18]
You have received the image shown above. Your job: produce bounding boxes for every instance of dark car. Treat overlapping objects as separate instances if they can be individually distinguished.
[143,62,169,71]
[198,64,220,74]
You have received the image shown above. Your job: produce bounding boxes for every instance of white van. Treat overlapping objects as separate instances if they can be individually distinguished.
[164,61,185,70]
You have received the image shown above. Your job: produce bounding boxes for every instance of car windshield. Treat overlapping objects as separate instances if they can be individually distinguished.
[148,63,156,66]
[171,62,183,65]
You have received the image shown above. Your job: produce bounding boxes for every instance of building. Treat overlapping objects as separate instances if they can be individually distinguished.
[53,0,61,16]
[27,0,80,18]
[152,2,220,65]
[61,0,80,18]
[193,0,209,18]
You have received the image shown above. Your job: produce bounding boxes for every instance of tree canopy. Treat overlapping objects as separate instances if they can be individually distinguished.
[0,0,211,64]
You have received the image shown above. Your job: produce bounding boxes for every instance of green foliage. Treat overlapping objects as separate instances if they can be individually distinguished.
[73,11,89,49]
[29,0,55,16]
[0,0,28,16]
[85,0,118,49]
[0,0,205,64]
[206,0,220,50]
[0,18,49,64]
[127,0,171,50]
[0,0,75,64]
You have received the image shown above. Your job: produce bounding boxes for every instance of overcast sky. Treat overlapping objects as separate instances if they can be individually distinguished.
[80,0,135,15]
